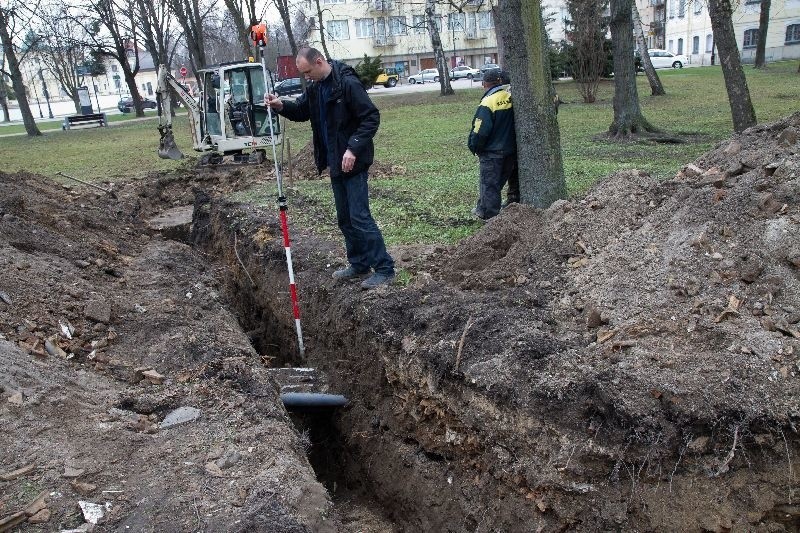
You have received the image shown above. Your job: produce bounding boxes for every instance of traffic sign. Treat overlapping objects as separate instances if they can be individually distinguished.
[179,66,187,77]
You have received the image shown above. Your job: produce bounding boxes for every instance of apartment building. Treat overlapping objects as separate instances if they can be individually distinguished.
[302,0,501,77]
[637,0,800,66]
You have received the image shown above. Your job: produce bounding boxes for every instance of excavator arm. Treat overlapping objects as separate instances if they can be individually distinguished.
[156,65,202,160]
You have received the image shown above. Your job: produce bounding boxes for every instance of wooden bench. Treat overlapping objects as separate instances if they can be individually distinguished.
[62,113,108,131]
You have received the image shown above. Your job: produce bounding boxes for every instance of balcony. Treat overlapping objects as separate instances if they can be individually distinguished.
[373,35,396,46]
[648,0,664,6]
[464,28,483,40]
[371,0,392,12]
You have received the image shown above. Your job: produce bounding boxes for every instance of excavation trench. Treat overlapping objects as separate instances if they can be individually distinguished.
[190,145,800,532]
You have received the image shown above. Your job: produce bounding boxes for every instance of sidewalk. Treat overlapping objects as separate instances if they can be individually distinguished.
[0,114,159,138]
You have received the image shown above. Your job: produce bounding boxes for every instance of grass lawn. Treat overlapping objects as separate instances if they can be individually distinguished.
[2,60,798,245]
[0,109,162,136]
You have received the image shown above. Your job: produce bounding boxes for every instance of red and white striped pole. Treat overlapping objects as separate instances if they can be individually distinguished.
[254,28,305,357]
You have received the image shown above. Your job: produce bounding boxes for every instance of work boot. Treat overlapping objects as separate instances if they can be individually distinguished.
[471,207,487,221]
[360,272,395,290]
[332,266,370,280]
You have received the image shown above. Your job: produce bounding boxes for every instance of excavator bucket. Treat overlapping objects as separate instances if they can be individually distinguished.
[158,127,184,160]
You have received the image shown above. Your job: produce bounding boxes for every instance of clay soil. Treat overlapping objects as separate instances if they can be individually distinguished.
[2,113,800,532]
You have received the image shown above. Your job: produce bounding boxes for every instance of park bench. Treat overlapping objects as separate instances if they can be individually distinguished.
[62,113,108,131]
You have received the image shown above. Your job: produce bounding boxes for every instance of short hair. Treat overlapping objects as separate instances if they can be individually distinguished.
[297,47,325,63]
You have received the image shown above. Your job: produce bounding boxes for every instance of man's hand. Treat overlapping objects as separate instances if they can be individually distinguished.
[264,93,283,112]
[342,148,356,173]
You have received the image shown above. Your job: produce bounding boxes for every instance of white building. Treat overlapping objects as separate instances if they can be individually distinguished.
[302,0,500,76]
[637,0,800,66]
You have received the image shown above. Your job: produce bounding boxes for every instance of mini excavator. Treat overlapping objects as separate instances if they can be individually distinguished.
[156,53,282,165]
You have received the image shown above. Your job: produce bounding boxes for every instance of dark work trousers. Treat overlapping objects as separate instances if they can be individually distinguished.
[330,170,395,275]
[476,153,517,219]
[505,157,520,204]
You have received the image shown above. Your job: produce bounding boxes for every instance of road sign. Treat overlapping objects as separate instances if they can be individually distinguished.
[179,67,188,77]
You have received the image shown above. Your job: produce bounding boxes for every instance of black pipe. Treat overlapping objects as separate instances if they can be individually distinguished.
[280,392,349,409]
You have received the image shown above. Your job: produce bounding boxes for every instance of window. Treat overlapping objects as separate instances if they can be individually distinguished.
[668,39,673,52]
[706,33,713,52]
[787,24,800,44]
[692,35,699,54]
[375,17,387,38]
[669,0,675,18]
[677,37,683,54]
[694,0,702,14]
[678,0,686,17]
[111,64,118,73]
[477,11,494,29]
[389,16,406,36]
[414,15,428,33]
[326,19,350,40]
[355,18,374,38]
[743,28,758,48]
[448,12,465,31]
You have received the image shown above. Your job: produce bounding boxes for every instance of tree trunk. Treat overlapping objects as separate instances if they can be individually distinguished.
[222,0,251,58]
[491,5,505,66]
[0,9,41,136]
[426,0,454,96]
[313,0,330,59]
[632,1,665,96]
[707,0,757,132]
[0,76,10,122]
[754,0,770,69]
[497,0,566,208]
[608,0,657,137]
[274,0,300,57]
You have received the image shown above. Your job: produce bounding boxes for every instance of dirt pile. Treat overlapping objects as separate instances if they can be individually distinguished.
[0,171,336,531]
[1,111,798,532]
[192,113,800,530]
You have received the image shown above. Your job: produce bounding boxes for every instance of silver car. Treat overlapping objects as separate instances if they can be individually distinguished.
[408,68,440,84]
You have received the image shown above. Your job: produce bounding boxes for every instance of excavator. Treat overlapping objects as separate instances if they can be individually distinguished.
[156,60,282,165]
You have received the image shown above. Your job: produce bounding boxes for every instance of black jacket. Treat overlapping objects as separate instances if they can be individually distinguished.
[468,84,516,156]
[278,60,380,179]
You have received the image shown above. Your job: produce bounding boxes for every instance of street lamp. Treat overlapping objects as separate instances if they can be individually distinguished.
[37,68,54,119]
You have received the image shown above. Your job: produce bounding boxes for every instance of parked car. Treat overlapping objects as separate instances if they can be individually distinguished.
[375,67,400,88]
[274,77,303,96]
[646,49,689,69]
[117,96,157,113]
[480,63,500,73]
[408,68,439,84]
[449,65,481,80]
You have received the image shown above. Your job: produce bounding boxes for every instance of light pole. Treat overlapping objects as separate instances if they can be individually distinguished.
[38,68,54,119]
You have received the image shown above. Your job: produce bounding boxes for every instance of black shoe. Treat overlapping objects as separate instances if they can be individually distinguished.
[332,266,370,280]
[360,272,395,290]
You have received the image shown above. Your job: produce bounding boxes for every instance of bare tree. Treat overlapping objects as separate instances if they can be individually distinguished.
[0,0,42,135]
[36,4,96,114]
[608,0,657,138]
[567,0,607,103]
[497,0,565,207]
[166,0,212,81]
[74,0,146,117]
[426,0,454,96]
[707,0,756,132]
[632,1,664,95]
[312,0,330,58]
[222,0,258,58]
[272,0,301,57]
[753,0,770,69]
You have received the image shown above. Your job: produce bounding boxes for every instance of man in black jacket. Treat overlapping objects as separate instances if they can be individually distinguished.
[265,47,394,290]
[468,69,517,220]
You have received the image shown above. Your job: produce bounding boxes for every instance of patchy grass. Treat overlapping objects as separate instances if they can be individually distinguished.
[3,60,799,245]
